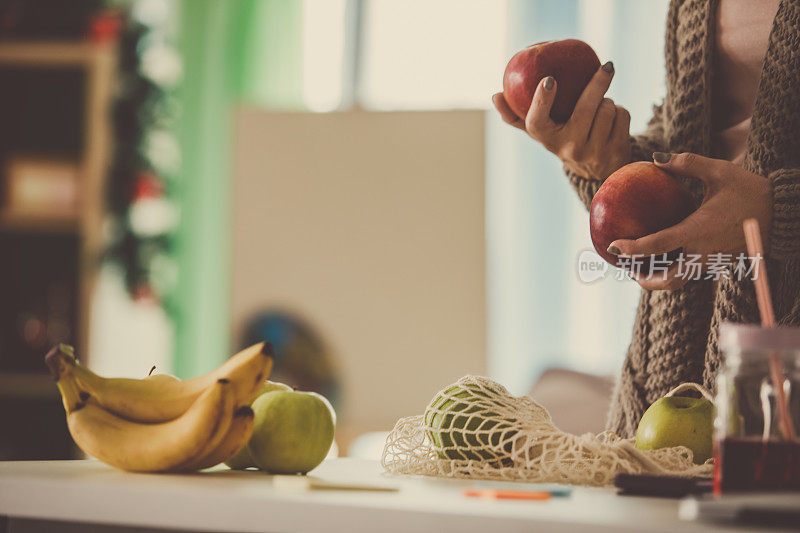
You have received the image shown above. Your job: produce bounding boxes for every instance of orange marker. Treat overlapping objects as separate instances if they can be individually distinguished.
[463,489,552,501]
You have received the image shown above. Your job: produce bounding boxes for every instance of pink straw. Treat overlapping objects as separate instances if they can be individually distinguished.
[742,219,796,441]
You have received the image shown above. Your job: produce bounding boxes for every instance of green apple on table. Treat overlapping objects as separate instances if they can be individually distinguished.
[226,381,336,474]
[248,390,335,474]
[251,379,294,400]
[225,380,292,469]
[635,395,714,464]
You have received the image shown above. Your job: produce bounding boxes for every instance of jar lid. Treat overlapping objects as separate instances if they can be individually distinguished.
[720,322,800,352]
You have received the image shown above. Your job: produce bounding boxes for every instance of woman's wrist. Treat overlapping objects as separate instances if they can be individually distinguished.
[563,148,629,182]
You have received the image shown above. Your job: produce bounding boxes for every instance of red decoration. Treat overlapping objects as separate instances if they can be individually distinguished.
[89,10,121,44]
[132,172,165,201]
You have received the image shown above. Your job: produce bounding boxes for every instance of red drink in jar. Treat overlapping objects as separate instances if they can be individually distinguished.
[714,437,800,493]
[715,324,800,494]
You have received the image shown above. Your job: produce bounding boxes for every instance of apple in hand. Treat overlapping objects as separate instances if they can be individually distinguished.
[590,162,695,271]
[247,390,335,475]
[635,396,714,464]
[503,39,600,123]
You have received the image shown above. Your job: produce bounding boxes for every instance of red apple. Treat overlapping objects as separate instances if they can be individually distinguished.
[502,39,600,123]
[590,162,696,270]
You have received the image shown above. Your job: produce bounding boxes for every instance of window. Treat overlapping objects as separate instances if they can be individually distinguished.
[262,0,672,393]
[487,0,670,393]
[302,0,348,112]
[299,0,507,111]
[358,0,507,109]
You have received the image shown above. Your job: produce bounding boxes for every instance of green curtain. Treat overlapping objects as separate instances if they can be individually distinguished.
[230,0,304,107]
[175,0,303,377]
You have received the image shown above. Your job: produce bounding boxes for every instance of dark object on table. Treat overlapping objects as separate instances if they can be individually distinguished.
[615,473,712,498]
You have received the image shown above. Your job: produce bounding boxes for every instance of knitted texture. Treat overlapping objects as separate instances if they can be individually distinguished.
[566,0,800,437]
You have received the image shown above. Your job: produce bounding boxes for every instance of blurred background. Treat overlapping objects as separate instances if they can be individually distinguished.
[0,0,667,461]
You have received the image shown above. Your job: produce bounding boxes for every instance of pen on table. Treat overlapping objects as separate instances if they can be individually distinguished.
[463,489,552,501]
[473,482,572,497]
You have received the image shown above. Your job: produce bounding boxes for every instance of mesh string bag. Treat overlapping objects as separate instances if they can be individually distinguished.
[382,375,713,486]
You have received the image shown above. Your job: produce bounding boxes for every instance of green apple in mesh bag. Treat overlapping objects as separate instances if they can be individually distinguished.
[424,383,516,460]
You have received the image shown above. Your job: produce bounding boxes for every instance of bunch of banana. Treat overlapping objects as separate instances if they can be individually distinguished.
[45,342,272,473]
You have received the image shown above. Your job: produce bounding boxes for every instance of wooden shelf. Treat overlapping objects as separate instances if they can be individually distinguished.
[0,38,116,377]
[0,38,117,461]
[0,41,112,67]
[0,372,58,399]
[0,210,80,234]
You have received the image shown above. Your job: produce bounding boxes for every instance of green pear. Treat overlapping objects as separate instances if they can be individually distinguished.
[635,396,714,464]
[247,390,335,474]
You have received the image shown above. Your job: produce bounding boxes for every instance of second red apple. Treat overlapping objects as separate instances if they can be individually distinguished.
[589,162,696,271]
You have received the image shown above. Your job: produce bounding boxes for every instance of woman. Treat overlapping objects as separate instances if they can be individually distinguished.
[493,0,800,437]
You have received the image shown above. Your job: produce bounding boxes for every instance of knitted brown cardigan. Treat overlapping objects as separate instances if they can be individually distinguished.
[566,0,800,437]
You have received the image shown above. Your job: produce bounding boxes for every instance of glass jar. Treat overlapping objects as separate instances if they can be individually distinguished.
[715,322,800,493]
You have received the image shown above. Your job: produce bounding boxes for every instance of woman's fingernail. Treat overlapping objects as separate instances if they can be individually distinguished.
[602,61,614,73]
[607,245,621,255]
[543,76,554,90]
[653,152,671,164]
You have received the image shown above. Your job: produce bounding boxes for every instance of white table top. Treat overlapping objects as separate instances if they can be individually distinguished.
[0,458,779,533]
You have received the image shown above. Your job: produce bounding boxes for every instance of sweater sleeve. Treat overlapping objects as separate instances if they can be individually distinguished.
[566,103,666,210]
[769,167,800,259]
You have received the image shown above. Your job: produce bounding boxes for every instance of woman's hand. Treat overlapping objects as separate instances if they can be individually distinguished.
[492,62,631,182]
[608,152,774,290]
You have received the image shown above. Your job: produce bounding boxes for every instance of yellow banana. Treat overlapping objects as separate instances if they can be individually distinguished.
[45,342,273,423]
[169,392,238,472]
[47,344,82,412]
[54,368,89,415]
[178,406,255,471]
[64,378,234,472]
